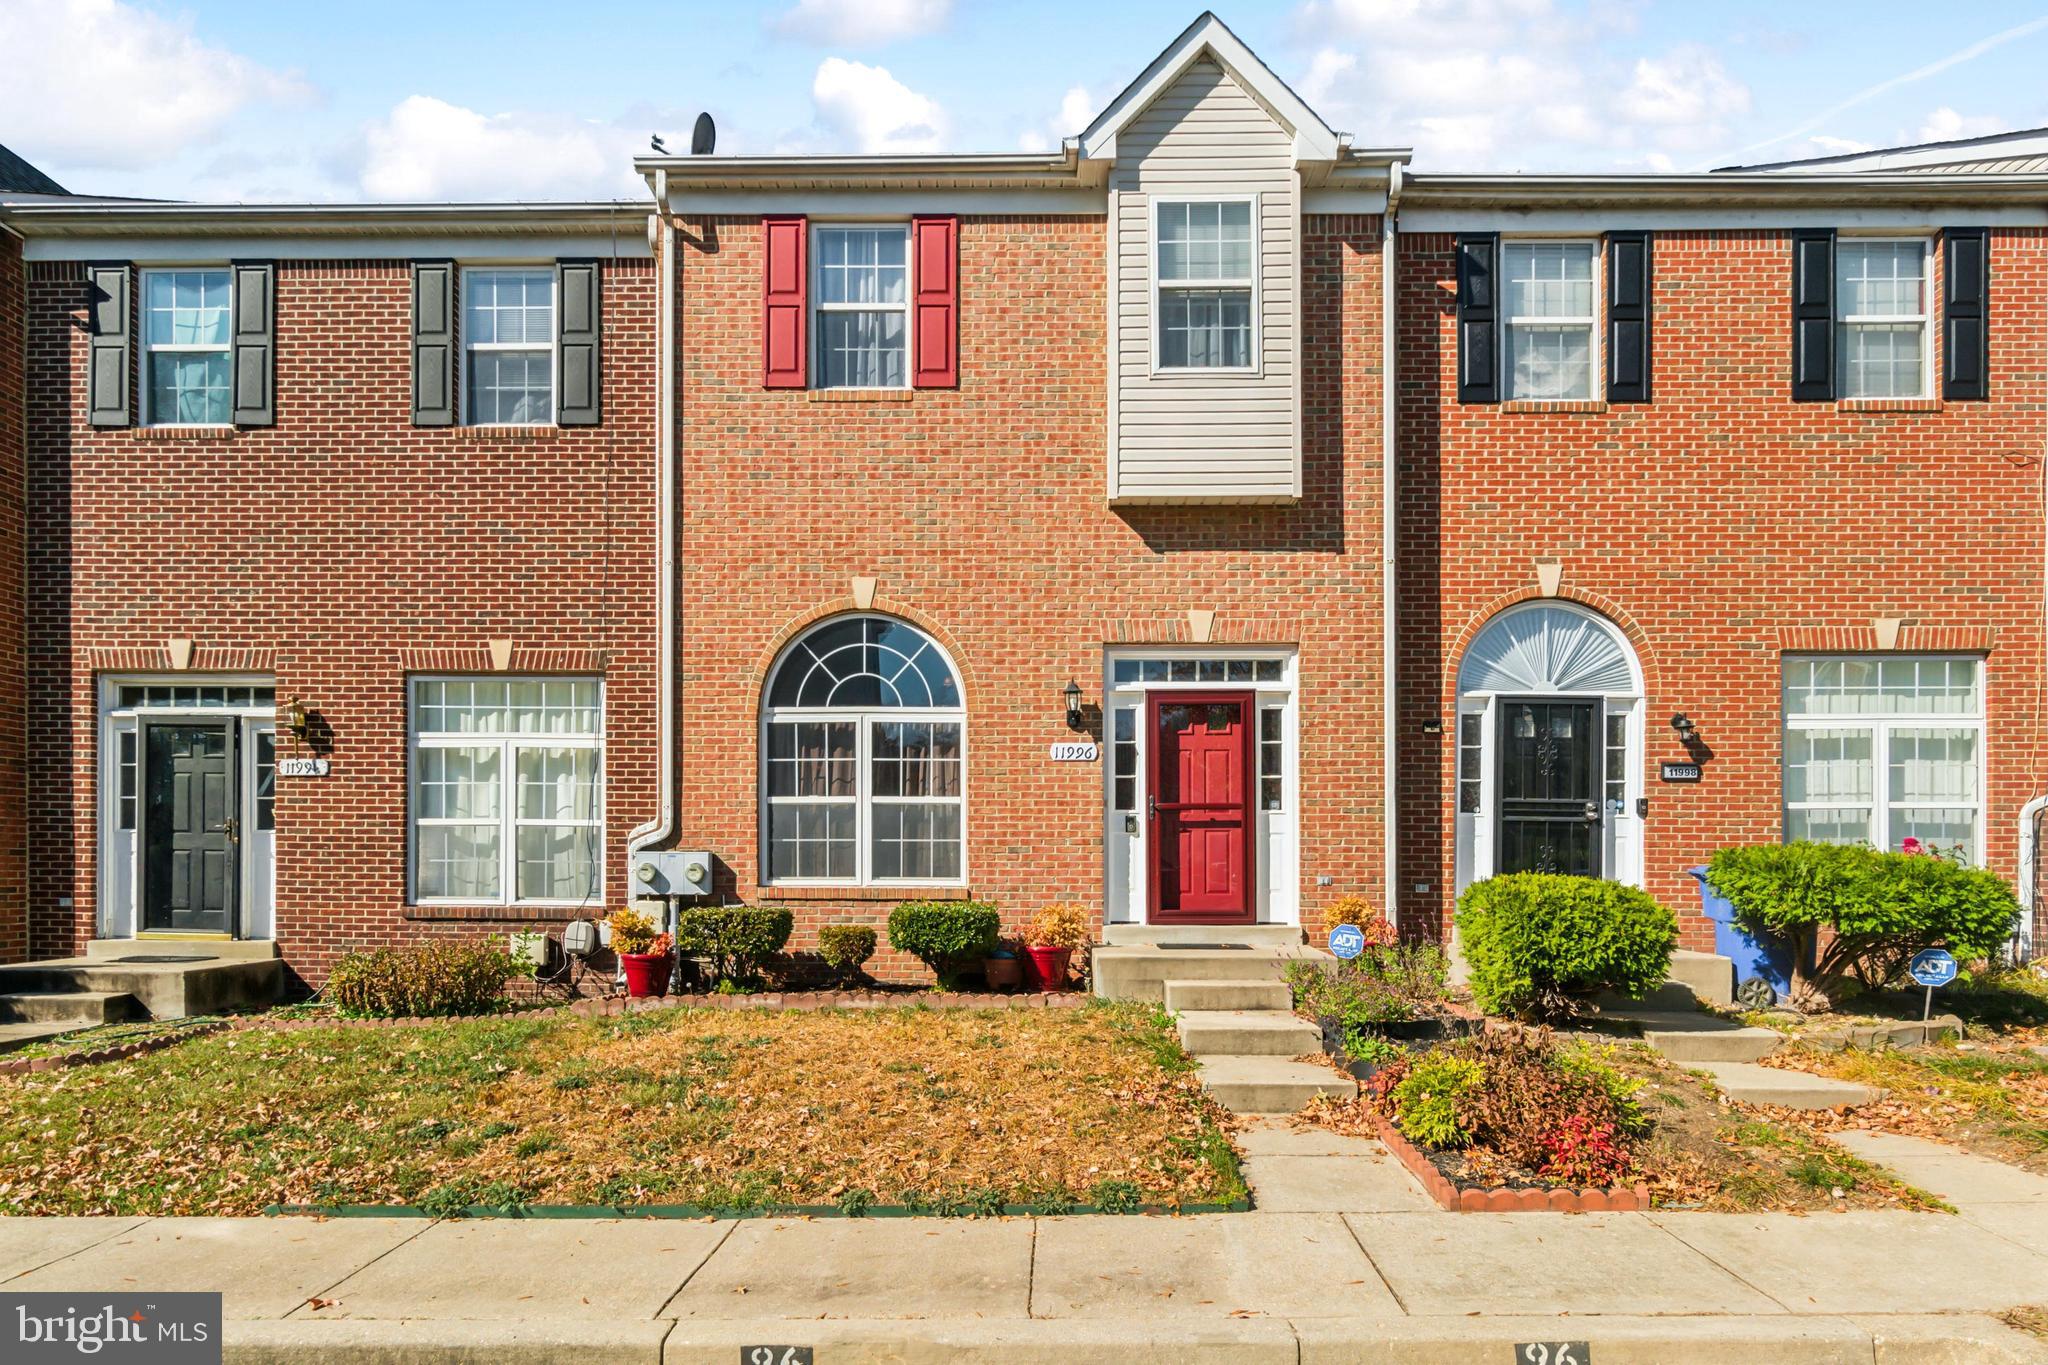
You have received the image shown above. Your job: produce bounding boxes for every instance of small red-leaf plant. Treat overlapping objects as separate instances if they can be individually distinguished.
[1536,1114,1633,1186]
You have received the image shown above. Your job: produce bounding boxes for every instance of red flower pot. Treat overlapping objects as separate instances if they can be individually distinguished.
[1025,945,1072,992]
[620,951,673,998]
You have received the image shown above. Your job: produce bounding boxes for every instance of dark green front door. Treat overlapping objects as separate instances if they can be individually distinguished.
[142,721,237,933]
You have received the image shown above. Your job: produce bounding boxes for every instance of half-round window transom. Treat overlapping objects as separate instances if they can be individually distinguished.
[1457,605,1638,696]
[767,616,960,710]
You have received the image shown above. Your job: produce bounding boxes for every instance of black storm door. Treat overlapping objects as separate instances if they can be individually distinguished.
[141,721,238,934]
[1496,698,1602,878]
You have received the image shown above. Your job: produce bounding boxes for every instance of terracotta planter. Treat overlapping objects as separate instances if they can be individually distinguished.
[1025,944,1072,991]
[620,951,674,998]
[983,955,1023,991]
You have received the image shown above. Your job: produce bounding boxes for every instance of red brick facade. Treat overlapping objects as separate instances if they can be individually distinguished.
[0,233,26,963]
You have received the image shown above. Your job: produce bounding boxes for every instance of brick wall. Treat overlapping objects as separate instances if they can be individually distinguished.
[0,233,25,962]
[672,213,1390,980]
[1396,228,2048,951]
[23,254,662,987]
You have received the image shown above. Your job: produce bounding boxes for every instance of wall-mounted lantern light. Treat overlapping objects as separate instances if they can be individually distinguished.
[1064,680,1084,730]
[1670,713,1699,744]
[286,696,310,740]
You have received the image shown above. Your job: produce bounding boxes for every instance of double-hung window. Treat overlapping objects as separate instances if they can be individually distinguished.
[1782,657,1983,861]
[814,226,909,389]
[142,269,232,425]
[411,678,602,904]
[1156,199,1255,370]
[464,269,555,424]
[1502,241,1597,400]
[1836,239,1929,399]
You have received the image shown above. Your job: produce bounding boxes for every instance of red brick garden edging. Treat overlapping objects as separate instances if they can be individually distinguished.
[0,1019,229,1076]
[567,989,1088,1017]
[1365,1105,1651,1213]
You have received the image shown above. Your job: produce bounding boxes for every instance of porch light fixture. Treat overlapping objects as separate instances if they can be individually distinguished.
[285,696,310,740]
[1063,680,1084,730]
[1670,713,1698,742]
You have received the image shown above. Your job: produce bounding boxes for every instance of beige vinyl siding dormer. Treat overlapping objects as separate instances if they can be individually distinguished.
[1108,56,1298,503]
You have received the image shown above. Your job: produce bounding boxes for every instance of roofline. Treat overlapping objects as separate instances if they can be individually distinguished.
[1400,171,2048,208]
[1719,125,2048,173]
[0,200,645,237]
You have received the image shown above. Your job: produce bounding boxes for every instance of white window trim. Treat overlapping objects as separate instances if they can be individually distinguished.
[1150,194,1262,378]
[1834,235,1934,401]
[810,221,914,392]
[462,266,558,428]
[406,675,604,907]
[758,708,968,887]
[1499,238,1601,403]
[139,266,233,429]
[1781,654,1985,860]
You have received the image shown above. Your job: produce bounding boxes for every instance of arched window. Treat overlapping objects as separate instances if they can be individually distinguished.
[1457,603,1640,696]
[761,615,965,885]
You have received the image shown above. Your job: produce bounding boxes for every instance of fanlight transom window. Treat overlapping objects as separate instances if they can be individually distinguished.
[766,616,961,710]
[1458,604,1639,696]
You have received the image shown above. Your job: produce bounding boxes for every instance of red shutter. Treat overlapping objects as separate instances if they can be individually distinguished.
[911,214,959,389]
[762,215,807,389]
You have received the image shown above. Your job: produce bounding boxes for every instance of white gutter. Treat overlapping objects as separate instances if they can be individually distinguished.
[1381,163,1401,929]
[627,168,678,876]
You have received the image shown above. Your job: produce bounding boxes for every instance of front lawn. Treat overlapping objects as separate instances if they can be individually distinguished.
[0,1002,1243,1216]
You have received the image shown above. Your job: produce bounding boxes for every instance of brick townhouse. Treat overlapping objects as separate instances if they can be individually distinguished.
[0,12,2041,992]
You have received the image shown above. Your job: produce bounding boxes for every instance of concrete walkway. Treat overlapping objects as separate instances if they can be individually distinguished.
[2,1126,2045,1362]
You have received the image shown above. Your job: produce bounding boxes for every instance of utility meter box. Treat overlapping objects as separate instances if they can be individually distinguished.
[632,850,714,898]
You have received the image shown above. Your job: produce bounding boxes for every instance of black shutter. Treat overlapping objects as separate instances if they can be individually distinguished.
[555,259,601,426]
[1943,227,1989,401]
[1790,229,1835,403]
[1456,233,1499,404]
[1605,231,1652,404]
[86,262,131,428]
[411,260,456,427]
[230,260,275,427]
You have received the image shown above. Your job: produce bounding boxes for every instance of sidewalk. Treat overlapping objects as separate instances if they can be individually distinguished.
[2,1124,2044,1363]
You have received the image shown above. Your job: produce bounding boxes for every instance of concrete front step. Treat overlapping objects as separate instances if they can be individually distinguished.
[0,957,282,1019]
[1176,1009,1322,1058]
[1600,950,1737,1011]
[0,990,144,1027]
[86,937,280,961]
[1196,1054,1357,1114]
[1102,923,1305,948]
[1697,1061,1885,1111]
[1092,944,1323,1003]
[1601,1009,1783,1063]
[1162,978,1292,1012]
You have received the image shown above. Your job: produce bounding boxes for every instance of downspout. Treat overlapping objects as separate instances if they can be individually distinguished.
[627,168,678,878]
[2018,796,2042,963]
[1381,164,1402,930]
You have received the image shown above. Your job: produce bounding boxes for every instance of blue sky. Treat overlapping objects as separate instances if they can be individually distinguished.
[4,0,2047,202]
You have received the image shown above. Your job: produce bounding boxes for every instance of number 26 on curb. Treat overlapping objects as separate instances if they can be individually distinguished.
[1519,1344,1589,1365]
[744,1349,812,1365]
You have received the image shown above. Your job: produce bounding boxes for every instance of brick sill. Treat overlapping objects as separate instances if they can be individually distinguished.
[403,903,593,922]
[1498,400,1610,415]
[1837,398,1942,414]
[130,426,236,443]
[757,885,970,902]
[807,388,914,404]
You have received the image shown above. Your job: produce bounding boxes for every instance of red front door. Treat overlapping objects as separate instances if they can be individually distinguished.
[1147,691,1255,923]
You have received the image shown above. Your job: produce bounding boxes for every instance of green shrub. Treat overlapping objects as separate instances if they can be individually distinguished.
[816,924,878,982]
[675,906,794,990]
[327,940,515,1018]
[1706,843,2020,1007]
[1390,1055,1483,1148]
[1457,874,1677,1021]
[887,900,1001,988]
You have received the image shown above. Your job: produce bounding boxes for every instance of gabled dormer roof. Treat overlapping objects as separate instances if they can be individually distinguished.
[1077,10,1342,165]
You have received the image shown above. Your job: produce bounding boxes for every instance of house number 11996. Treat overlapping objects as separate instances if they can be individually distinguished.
[1048,741,1099,762]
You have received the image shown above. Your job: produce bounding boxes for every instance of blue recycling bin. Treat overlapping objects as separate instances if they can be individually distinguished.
[1689,866,1796,1008]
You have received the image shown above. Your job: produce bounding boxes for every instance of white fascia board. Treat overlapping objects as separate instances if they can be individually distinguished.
[22,233,654,262]
[1078,13,1339,164]
[1401,205,2048,232]
[1303,187,1391,215]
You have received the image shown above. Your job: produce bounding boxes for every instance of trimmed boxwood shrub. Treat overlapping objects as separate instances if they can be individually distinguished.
[888,900,1001,988]
[1705,842,2019,1006]
[328,941,516,1018]
[816,924,878,983]
[1457,873,1677,1021]
[676,905,794,990]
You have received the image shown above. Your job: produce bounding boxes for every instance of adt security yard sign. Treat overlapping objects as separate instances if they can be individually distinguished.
[1908,948,1958,1020]
[1328,924,1366,960]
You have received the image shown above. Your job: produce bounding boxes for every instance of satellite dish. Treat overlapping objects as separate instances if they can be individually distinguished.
[691,112,716,156]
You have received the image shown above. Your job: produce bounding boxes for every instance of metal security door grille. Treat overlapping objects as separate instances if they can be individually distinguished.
[1495,698,1602,878]
[141,721,237,934]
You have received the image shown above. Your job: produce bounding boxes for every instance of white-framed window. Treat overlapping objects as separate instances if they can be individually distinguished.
[1782,656,1983,861]
[463,268,555,425]
[409,677,602,905]
[1836,238,1930,399]
[1155,198,1256,371]
[813,225,909,389]
[1502,240,1598,401]
[141,268,232,426]
[761,615,964,885]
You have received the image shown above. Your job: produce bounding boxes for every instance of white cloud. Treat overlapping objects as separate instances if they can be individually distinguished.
[1016,86,1095,153]
[1619,47,1750,126]
[1915,107,2008,143]
[356,97,641,201]
[810,58,946,153]
[774,0,950,46]
[1300,48,1358,107]
[0,0,307,172]
[1806,135,1874,156]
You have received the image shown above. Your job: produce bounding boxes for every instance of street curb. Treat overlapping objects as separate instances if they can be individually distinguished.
[1364,1106,1652,1212]
[266,1197,1254,1220]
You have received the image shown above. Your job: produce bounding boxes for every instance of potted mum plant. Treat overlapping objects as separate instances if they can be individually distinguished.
[607,907,674,998]
[1024,902,1090,991]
